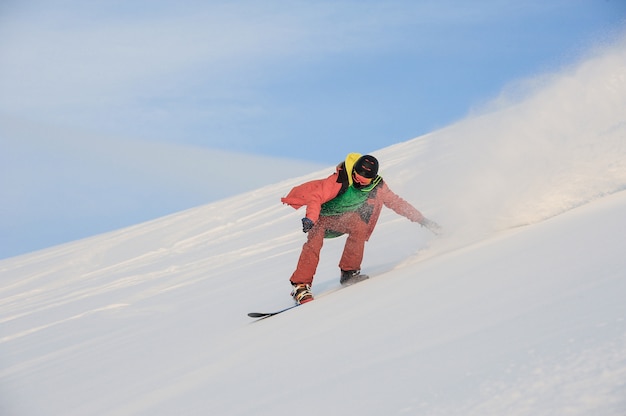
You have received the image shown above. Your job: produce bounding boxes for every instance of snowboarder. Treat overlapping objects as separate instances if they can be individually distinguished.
[281,153,441,304]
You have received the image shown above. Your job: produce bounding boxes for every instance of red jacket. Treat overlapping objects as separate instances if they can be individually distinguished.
[281,162,424,240]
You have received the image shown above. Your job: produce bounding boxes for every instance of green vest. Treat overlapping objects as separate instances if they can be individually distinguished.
[320,185,370,216]
[319,177,381,238]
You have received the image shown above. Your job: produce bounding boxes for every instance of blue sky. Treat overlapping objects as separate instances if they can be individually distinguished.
[1,0,625,258]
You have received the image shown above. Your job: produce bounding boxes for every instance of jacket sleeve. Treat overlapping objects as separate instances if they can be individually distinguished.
[379,183,425,224]
[281,173,342,222]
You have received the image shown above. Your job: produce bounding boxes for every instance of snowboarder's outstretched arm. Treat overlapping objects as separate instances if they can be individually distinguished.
[380,184,441,235]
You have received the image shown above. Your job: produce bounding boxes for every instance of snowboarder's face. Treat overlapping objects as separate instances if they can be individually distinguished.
[353,171,373,186]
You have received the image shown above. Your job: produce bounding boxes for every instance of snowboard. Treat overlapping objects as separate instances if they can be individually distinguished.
[247,305,300,320]
[248,274,369,321]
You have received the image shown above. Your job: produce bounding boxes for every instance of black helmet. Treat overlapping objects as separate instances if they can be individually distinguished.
[354,155,379,178]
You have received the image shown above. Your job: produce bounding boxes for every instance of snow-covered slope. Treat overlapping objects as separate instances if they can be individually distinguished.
[0,119,325,259]
[1,36,626,416]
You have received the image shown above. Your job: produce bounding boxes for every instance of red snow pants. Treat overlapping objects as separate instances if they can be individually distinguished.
[290,212,369,286]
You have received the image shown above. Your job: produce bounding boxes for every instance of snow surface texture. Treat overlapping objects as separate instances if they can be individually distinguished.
[1,35,626,416]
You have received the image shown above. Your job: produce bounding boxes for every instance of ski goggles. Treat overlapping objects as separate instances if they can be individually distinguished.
[352,170,373,186]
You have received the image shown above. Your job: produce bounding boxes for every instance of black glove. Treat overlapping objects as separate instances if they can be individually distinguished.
[301,218,314,233]
[420,218,442,235]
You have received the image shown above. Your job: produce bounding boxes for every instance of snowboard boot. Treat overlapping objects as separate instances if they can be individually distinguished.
[290,283,314,304]
[340,269,369,286]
